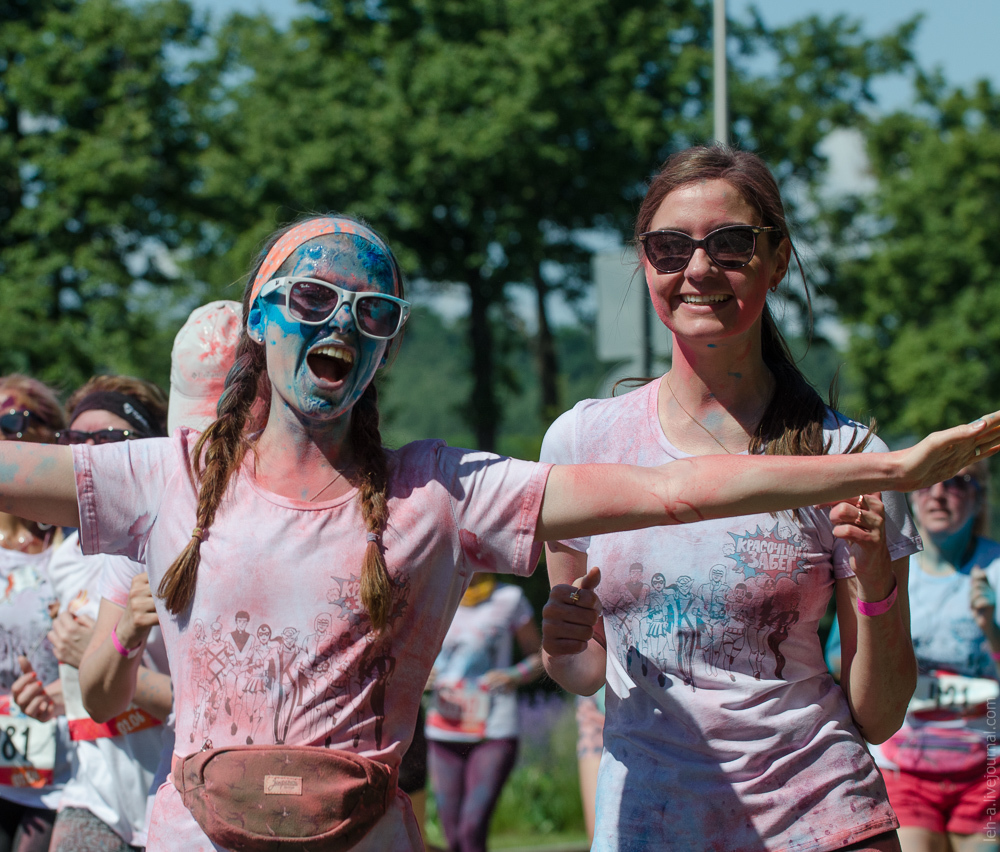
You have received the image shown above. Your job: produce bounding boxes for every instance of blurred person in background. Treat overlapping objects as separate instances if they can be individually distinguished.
[0,375,68,852]
[827,462,1000,852]
[13,375,173,852]
[425,573,543,852]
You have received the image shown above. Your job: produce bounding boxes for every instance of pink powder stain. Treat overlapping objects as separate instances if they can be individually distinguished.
[459,529,496,571]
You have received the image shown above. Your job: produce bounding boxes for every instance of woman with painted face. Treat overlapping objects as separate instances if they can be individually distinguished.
[0,216,995,851]
[0,375,67,852]
[11,375,172,852]
[826,464,1000,852]
[540,145,932,852]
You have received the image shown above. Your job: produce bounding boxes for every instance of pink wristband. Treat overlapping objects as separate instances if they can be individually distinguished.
[111,624,141,659]
[990,650,1000,663]
[856,583,899,617]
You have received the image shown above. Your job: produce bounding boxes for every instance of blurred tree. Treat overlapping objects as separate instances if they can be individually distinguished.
[0,0,205,391]
[824,78,1000,439]
[186,1,920,450]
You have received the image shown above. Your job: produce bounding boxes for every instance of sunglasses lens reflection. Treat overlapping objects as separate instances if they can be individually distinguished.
[356,296,402,338]
[288,280,341,324]
[708,228,756,264]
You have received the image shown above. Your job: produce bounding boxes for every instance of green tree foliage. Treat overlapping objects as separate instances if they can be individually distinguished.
[0,0,205,391]
[826,78,1000,438]
[188,1,918,450]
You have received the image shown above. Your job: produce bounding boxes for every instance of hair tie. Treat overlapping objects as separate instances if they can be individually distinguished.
[191,527,205,542]
[366,532,380,544]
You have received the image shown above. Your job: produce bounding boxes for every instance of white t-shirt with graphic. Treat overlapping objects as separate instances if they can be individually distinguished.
[426,583,533,742]
[74,430,549,852]
[46,532,170,846]
[540,378,921,852]
[0,545,72,810]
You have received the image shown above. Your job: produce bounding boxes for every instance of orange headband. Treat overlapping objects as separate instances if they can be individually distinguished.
[248,217,397,309]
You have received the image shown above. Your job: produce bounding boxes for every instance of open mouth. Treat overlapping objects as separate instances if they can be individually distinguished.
[307,344,355,383]
[680,294,731,305]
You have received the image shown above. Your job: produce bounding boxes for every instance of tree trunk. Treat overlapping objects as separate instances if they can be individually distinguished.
[467,276,499,451]
[534,271,560,426]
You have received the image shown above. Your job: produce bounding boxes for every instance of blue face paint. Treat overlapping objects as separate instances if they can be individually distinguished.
[253,234,395,424]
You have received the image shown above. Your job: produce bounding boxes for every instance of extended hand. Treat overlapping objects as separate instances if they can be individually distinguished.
[542,566,602,656]
[900,413,1000,492]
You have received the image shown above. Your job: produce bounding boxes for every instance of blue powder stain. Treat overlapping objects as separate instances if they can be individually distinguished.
[728,372,742,379]
[707,343,717,348]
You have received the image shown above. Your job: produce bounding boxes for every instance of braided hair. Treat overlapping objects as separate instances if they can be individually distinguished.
[158,216,404,632]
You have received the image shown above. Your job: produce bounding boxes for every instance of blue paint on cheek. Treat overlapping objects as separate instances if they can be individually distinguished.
[707,344,717,348]
[728,372,742,379]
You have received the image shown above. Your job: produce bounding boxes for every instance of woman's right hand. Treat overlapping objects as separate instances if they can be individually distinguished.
[898,413,1000,492]
[542,567,602,656]
[114,572,159,651]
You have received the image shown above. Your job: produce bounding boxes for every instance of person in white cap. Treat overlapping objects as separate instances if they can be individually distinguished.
[166,301,243,436]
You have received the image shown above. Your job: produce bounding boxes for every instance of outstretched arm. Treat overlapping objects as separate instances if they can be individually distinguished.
[536,414,1000,542]
[0,443,79,528]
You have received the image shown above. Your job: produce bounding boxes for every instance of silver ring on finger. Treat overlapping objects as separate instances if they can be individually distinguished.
[976,446,982,457]
[569,588,581,603]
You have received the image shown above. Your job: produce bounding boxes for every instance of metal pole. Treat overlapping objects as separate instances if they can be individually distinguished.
[713,0,728,144]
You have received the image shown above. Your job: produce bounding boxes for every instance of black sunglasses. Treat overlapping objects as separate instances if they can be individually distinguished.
[0,409,50,439]
[55,428,136,446]
[638,225,783,274]
[915,474,980,496]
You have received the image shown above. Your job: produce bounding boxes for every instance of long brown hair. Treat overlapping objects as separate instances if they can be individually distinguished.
[158,216,405,631]
[634,144,870,457]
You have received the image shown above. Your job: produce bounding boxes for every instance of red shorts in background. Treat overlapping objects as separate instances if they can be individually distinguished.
[882,766,997,836]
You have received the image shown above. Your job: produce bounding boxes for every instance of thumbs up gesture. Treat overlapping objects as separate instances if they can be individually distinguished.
[542,567,603,656]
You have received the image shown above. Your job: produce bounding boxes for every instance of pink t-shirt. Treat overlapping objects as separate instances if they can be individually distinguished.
[74,429,549,851]
[540,378,921,852]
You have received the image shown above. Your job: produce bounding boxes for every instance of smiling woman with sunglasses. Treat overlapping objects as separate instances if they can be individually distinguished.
[540,145,930,852]
[0,215,996,852]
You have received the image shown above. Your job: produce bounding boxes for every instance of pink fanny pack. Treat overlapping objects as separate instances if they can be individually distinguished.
[171,745,397,851]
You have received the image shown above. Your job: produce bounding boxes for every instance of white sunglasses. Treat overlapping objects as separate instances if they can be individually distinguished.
[259,276,411,340]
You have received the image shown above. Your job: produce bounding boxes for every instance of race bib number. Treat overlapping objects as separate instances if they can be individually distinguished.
[61,664,160,742]
[0,697,56,788]
[427,682,490,738]
[909,672,1000,719]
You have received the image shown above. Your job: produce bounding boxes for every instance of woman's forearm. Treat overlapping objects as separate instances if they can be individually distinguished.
[133,666,172,722]
[543,640,607,696]
[537,417,996,543]
[78,633,143,723]
[837,566,916,744]
[0,442,80,527]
